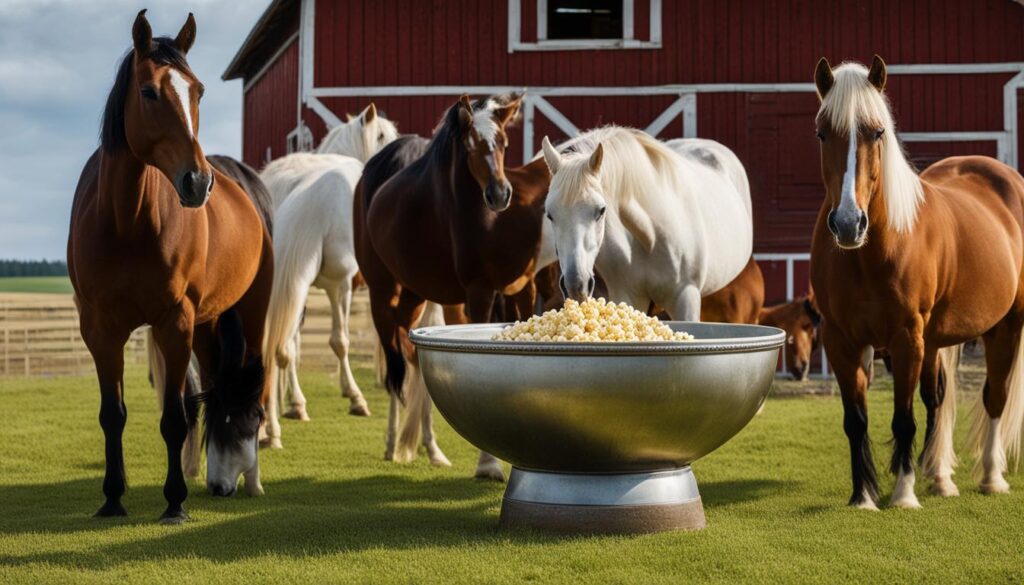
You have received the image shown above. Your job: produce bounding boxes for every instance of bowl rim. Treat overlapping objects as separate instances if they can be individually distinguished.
[409,321,785,356]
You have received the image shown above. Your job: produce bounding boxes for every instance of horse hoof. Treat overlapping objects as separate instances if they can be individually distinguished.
[158,508,190,525]
[849,497,879,511]
[929,477,959,497]
[245,482,265,497]
[429,453,453,467]
[94,501,127,517]
[980,477,1011,495]
[259,437,283,450]
[889,494,922,509]
[475,465,506,482]
[349,402,371,417]
[283,406,310,421]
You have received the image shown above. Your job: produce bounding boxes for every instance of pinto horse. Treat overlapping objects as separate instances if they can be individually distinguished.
[811,56,1024,509]
[355,93,551,480]
[68,11,273,522]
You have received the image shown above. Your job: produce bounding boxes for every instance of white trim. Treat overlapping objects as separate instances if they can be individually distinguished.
[888,63,1024,74]
[522,95,536,163]
[681,93,697,138]
[307,95,342,128]
[300,0,315,98]
[310,84,815,98]
[510,0,662,52]
[1004,71,1024,168]
[531,94,580,136]
[901,131,1008,141]
[644,95,689,136]
[242,31,298,94]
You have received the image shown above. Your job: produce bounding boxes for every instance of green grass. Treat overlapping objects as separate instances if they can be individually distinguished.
[1,364,1022,584]
[0,276,73,294]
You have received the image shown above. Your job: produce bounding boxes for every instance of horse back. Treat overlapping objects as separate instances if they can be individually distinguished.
[923,155,1024,234]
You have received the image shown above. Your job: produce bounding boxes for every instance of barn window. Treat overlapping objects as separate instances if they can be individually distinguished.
[508,0,662,52]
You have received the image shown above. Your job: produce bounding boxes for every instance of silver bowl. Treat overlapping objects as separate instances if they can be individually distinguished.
[410,322,784,533]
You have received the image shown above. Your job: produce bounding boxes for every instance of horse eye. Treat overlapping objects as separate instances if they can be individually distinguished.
[597,206,607,219]
[141,86,158,101]
[546,212,553,222]
[197,85,205,101]
[874,128,885,141]
[815,130,825,142]
[378,133,385,141]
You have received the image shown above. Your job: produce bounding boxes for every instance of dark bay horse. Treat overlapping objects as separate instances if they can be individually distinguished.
[68,11,273,522]
[811,56,1024,509]
[354,93,550,480]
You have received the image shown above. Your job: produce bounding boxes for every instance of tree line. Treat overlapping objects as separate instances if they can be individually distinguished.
[0,259,69,277]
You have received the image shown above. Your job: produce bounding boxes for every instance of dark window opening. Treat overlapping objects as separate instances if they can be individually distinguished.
[547,0,623,40]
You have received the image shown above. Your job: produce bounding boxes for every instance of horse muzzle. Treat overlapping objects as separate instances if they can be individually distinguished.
[484,179,512,212]
[827,208,868,249]
[559,273,597,303]
[208,481,237,497]
[176,169,214,208]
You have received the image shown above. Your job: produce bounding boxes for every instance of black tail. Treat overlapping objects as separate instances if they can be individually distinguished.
[384,340,407,403]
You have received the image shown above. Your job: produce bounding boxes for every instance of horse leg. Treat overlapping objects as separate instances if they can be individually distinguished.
[665,285,702,321]
[81,316,131,517]
[281,334,309,421]
[919,345,960,497]
[422,398,451,467]
[886,326,925,509]
[511,280,537,319]
[823,327,878,509]
[151,313,195,524]
[971,315,1024,494]
[385,392,400,461]
[475,452,504,482]
[327,281,370,416]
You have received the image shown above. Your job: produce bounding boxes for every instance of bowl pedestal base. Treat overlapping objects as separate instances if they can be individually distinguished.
[499,467,706,534]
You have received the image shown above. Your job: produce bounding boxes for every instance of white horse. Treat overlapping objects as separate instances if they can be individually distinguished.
[540,127,752,318]
[259,106,398,448]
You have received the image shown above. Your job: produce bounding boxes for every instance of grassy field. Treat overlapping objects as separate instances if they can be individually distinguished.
[1,363,1022,584]
[0,276,73,294]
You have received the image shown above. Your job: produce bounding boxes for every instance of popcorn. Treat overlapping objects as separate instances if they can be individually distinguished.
[493,298,694,342]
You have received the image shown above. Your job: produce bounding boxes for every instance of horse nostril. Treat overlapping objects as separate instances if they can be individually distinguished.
[857,211,868,234]
[827,210,839,236]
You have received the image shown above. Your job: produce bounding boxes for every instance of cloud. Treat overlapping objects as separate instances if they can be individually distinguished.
[0,0,268,260]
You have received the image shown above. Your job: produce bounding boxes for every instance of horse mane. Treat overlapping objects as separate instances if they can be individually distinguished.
[101,37,193,153]
[316,111,400,161]
[553,126,685,209]
[417,93,520,171]
[817,62,923,233]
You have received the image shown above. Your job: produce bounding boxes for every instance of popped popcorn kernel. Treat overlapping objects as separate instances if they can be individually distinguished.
[493,298,695,342]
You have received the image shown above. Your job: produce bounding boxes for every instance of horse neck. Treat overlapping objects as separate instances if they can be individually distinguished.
[759,302,796,327]
[97,150,166,237]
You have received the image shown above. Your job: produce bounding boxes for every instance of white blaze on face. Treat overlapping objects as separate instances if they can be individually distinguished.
[167,69,194,138]
[472,100,499,151]
[840,125,858,210]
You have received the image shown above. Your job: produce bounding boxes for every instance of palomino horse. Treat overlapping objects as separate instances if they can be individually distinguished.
[759,294,821,381]
[811,56,1024,509]
[68,11,273,521]
[541,129,752,318]
[355,93,552,480]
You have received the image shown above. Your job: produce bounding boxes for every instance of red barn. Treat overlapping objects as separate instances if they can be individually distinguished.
[224,0,1024,306]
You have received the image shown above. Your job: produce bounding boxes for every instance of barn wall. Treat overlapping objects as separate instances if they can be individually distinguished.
[243,40,299,169]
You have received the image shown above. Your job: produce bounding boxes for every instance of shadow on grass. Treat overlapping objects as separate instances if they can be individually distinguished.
[0,473,563,569]
[699,478,793,508]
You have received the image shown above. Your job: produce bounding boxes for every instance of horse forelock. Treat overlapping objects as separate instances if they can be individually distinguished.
[101,37,193,153]
[817,62,923,233]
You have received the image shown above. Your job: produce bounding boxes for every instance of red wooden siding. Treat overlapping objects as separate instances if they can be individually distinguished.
[242,40,299,169]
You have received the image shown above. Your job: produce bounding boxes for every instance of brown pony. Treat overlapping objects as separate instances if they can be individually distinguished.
[759,294,821,381]
[354,93,550,480]
[811,56,1024,510]
[68,11,273,522]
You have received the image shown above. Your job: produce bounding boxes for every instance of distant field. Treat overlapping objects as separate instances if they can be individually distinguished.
[0,276,73,294]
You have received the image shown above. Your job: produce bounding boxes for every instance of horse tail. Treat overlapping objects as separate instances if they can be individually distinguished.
[968,328,1024,475]
[922,345,960,482]
[394,302,444,460]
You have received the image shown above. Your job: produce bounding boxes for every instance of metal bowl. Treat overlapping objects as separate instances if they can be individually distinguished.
[409,322,784,473]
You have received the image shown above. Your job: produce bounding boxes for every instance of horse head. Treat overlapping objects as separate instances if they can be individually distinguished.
[455,92,524,211]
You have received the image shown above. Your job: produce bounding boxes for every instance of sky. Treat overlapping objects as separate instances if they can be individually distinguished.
[0,0,270,260]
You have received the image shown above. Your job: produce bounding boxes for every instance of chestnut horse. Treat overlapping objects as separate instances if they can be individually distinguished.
[811,56,1024,509]
[355,93,551,480]
[759,294,821,381]
[68,11,273,522]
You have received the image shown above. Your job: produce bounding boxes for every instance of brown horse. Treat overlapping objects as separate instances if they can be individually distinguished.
[811,56,1024,509]
[354,93,550,480]
[68,11,273,522]
[759,294,821,381]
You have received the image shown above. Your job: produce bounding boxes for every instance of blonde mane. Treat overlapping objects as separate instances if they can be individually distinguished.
[316,109,399,162]
[553,126,686,209]
[818,62,923,233]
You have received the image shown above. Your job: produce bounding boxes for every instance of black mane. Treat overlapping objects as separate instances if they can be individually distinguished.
[101,37,193,153]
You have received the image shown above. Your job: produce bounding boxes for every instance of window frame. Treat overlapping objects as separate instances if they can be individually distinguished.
[508,0,662,52]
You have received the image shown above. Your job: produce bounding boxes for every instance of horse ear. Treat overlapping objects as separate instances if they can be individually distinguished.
[363,102,377,124]
[541,136,561,174]
[458,95,474,130]
[814,57,834,100]
[495,93,524,126]
[174,12,197,55]
[589,143,604,174]
[344,113,355,122]
[868,55,887,92]
[133,9,153,57]
[619,198,656,253]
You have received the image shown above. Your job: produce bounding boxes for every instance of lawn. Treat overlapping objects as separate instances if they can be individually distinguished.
[1,362,1022,584]
[0,276,73,294]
